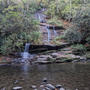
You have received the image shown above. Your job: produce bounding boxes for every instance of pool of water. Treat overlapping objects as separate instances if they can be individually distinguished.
[0,63,90,90]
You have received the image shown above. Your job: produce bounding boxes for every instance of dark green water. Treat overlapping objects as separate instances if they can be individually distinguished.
[0,63,90,90]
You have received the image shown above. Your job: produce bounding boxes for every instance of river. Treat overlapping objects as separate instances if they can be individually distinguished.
[0,63,90,90]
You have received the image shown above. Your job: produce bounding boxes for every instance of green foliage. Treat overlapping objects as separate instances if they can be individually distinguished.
[73,6,90,42]
[63,6,90,44]
[45,1,56,18]
[71,44,87,55]
[86,37,90,44]
[27,0,42,13]
[47,17,63,26]
[55,35,65,40]
[64,26,82,44]
[45,0,90,21]
[0,0,41,55]
[29,31,42,44]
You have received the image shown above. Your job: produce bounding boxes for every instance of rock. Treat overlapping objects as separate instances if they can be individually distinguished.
[55,60,64,63]
[51,53,59,58]
[39,55,52,59]
[37,57,47,61]
[39,85,45,90]
[45,87,51,90]
[46,84,55,90]
[80,56,87,60]
[37,55,53,62]
[31,85,37,89]
[43,77,48,83]
[14,80,19,84]
[55,84,62,89]
[72,60,79,63]
[36,60,52,64]
[40,85,44,88]
[40,88,45,90]
[12,86,22,90]
[1,87,6,90]
[59,88,65,90]
[75,89,78,90]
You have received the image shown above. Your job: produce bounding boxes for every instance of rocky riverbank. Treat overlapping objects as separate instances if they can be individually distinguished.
[2,78,65,90]
[34,47,90,64]
[0,47,90,65]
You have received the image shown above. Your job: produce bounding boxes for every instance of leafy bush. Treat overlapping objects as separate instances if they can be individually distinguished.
[63,6,90,44]
[73,6,90,43]
[45,0,81,20]
[45,1,56,18]
[45,0,90,21]
[47,17,63,26]
[0,0,41,55]
[86,37,90,44]
[64,26,82,44]
[29,31,42,45]
[71,44,87,55]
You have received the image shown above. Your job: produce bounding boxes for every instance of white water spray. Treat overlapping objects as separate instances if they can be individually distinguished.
[53,26,57,36]
[22,43,30,59]
[46,26,51,42]
[38,14,42,22]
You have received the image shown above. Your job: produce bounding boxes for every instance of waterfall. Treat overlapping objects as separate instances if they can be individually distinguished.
[24,43,30,52]
[46,26,51,42]
[38,14,41,22]
[22,43,30,59]
[53,26,57,37]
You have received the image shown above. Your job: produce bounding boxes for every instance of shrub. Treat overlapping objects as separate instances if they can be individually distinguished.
[45,1,56,18]
[47,17,63,26]
[63,6,90,44]
[64,26,82,44]
[0,0,41,55]
[73,6,90,43]
[71,44,87,55]
[29,31,42,45]
[86,37,90,44]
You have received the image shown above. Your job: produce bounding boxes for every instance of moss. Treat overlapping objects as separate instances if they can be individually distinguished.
[71,44,87,55]
[86,52,90,59]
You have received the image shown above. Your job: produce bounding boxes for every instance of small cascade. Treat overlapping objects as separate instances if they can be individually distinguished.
[38,14,42,22]
[22,43,30,59]
[53,26,57,37]
[46,26,51,42]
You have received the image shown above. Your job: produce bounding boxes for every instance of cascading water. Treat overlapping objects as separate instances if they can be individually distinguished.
[22,43,30,59]
[38,14,41,22]
[53,26,57,37]
[46,26,51,42]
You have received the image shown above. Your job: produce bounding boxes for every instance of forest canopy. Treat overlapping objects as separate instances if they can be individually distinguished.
[0,0,90,55]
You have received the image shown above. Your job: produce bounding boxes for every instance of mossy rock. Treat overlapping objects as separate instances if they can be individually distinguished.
[86,52,90,59]
[56,57,74,63]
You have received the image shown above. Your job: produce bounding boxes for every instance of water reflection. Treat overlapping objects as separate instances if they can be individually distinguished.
[0,63,90,90]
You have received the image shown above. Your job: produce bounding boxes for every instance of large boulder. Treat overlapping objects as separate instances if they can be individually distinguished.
[36,55,54,64]
[51,53,59,58]
[46,84,55,90]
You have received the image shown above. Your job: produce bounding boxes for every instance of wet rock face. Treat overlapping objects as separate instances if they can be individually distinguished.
[36,55,54,64]
[48,25,65,30]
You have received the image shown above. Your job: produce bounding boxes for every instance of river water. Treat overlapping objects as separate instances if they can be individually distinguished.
[0,63,90,90]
